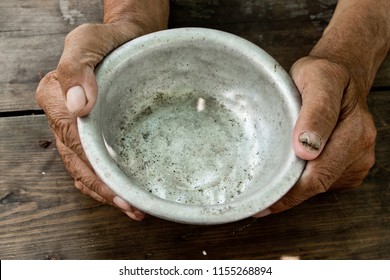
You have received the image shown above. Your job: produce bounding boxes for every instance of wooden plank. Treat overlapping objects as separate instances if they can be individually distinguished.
[0,90,389,259]
[0,0,103,113]
[169,0,390,88]
[1,0,389,113]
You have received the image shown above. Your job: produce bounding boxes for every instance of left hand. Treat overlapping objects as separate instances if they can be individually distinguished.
[255,56,377,217]
[36,71,146,221]
[36,0,169,221]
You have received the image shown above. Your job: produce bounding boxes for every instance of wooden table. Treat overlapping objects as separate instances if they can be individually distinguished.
[1,0,389,260]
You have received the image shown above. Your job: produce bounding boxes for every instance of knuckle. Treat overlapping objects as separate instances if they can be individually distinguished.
[334,172,366,188]
[271,194,303,213]
[64,23,97,45]
[75,179,108,205]
[309,178,328,195]
[74,180,89,195]
[59,144,77,169]
[281,194,304,209]
[334,178,363,189]
[57,54,82,81]
[58,117,78,145]
[354,110,377,148]
[363,151,376,171]
[40,70,58,84]
[306,168,336,195]
[58,23,103,88]
[36,70,58,104]
[64,23,103,54]
[294,57,349,88]
[52,118,77,153]
[58,23,99,74]
[364,119,377,147]
[348,178,365,187]
[333,158,374,189]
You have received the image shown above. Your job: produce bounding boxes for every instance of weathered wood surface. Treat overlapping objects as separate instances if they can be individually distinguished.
[0,0,389,113]
[0,91,389,259]
[0,0,389,259]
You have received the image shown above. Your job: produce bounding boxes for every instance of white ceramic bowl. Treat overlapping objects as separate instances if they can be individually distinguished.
[78,28,305,224]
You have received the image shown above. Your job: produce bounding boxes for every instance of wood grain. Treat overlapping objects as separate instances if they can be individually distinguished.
[0,90,388,259]
[0,0,103,113]
[1,0,389,260]
[1,0,389,113]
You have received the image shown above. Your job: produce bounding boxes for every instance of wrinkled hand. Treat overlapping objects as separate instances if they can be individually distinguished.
[254,0,389,218]
[255,56,377,217]
[36,71,145,221]
[36,0,169,221]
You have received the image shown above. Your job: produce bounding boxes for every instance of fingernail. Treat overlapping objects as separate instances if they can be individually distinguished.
[253,208,272,218]
[125,211,143,221]
[299,131,322,152]
[113,196,132,212]
[66,86,87,115]
[134,210,145,220]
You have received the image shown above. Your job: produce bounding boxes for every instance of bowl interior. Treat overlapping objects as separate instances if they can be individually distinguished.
[78,28,305,224]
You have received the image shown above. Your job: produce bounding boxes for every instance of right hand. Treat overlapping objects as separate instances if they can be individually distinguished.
[36,0,169,221]
[254,56,377,217]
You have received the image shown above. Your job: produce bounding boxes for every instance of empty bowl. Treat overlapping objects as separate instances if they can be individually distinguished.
[78,28,305,224]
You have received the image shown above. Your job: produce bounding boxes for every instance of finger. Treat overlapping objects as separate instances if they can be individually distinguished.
[57,131,145,221]
[74,182,145,221]
[113,196,145,221]
[266,116,359,214]
[123,210,145,222]
[57,23,143,117]
[36,71,91,165]
[290,57,349,160]
[38,74,113,202]
[331,145,375,189]
[36,71,64,113]
[55,134,116,204]
[37,71,145,221]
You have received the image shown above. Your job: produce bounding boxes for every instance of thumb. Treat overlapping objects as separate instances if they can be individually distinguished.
[291,57,349,160]
[57,23,144,117]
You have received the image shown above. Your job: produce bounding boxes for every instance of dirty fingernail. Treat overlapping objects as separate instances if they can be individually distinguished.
[253,208,272,218]
[299,131,322,152]
[113,196,132,212]
[66,86,87,115]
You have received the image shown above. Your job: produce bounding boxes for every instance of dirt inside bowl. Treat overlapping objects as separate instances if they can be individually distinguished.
[114,90,260,205]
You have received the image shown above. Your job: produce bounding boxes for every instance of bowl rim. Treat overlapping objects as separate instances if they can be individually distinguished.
[78,27,305,224]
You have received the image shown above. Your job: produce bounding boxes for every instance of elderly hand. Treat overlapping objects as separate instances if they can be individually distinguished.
[36,0,169,221]
[255,0,389,217]
[254,56,377,217]
[37,0,388,221]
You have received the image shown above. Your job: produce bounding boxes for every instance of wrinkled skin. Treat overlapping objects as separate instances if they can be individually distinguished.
[36,0,169,221]
[36,71,146,220]
[36,0,388,221]
[261,57,377,215]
